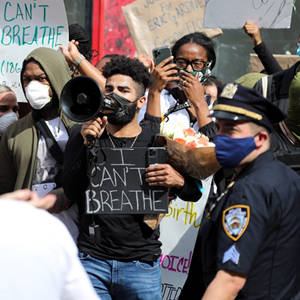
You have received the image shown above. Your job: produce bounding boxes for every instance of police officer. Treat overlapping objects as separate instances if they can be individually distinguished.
[199,83,300,299]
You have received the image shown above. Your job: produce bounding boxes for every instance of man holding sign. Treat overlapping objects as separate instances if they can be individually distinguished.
[63,56,202,299]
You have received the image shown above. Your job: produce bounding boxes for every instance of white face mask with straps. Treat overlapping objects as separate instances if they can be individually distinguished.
[0,112,18,136]
[25,81,52,110]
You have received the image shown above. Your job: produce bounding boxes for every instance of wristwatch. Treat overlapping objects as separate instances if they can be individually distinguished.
[73,54,85,67]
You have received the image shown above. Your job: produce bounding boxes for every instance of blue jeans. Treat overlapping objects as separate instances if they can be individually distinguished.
[78,252,162,300]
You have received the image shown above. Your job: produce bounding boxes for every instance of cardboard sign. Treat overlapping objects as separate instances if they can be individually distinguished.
[250,53,299,73]
[85,147,168,214]
[204,0,293,29]
[160,175,213,298]
[122,0,222,58]
[0,0,69,102]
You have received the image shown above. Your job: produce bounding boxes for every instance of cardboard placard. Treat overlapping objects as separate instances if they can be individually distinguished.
[122,0,222,58]
[204,0,293,29]
[250,53,299,73]
[0,0,69,102]
[160,176,213,298]
[85,147,168,214]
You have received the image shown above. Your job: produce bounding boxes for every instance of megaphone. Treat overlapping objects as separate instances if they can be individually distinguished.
[61,75,115,122]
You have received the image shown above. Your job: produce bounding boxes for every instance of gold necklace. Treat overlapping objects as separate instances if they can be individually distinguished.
[106,128,141,148]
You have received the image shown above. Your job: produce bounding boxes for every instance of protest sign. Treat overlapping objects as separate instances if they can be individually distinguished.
[0,0,69,102]
[204,0,293,29]
[85,147,168,214]
[159,175,212,299]
[122,0,222,58]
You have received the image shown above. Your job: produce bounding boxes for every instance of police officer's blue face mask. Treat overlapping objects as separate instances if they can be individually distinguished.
[214,134,258,169]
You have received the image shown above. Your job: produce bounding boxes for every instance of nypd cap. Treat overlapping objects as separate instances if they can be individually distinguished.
[209,83,286,131]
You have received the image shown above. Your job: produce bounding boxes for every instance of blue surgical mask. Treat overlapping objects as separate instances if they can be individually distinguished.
[297,43,300,57]
[215,134,257,169]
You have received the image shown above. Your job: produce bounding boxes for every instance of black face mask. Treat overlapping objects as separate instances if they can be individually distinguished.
[104,92,138,125]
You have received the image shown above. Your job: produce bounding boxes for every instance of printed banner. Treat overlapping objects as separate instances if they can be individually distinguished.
[122,0,222,58]
[0,0,69,102]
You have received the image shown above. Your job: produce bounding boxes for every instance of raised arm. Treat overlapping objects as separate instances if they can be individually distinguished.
[243,22,282,75]
[60,40,106,91]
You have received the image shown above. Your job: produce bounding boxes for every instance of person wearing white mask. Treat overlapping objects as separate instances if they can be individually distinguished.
[0,84,19,139]
[0,48,80,242]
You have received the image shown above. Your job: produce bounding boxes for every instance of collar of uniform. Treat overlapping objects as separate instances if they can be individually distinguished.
[277,61,300,97]
[235,150,275,181]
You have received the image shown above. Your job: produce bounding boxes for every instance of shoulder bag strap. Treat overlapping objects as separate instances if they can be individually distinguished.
[32,111,64,165]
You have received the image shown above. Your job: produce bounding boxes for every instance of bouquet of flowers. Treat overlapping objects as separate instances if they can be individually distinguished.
[156,123,221,180]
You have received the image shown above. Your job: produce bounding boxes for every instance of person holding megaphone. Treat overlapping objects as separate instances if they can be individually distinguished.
[62,55,202,299]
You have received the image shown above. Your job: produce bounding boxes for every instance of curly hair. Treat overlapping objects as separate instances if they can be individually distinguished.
[69,23,92,62]
[171,32,216,70]
[102,56,154,98]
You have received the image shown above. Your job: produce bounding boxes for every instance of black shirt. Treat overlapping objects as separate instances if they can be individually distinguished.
[200,150,300,299]
[253,41,282,75]
[63,113,201,261]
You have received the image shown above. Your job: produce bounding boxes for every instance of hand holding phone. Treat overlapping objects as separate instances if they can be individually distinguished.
[151,47,178,91]
[148,147,167,166]
[153,46,173,67]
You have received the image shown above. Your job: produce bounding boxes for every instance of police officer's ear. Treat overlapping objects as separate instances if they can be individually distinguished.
[254,130,269,148]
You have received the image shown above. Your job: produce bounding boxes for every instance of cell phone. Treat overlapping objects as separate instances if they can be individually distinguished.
[152,46,173,67]
[148,147,167,166]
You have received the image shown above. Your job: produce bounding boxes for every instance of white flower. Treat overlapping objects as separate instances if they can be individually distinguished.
[160,122,175,138]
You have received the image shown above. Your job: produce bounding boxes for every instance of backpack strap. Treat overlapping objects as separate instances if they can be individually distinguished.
[32,111,64,165]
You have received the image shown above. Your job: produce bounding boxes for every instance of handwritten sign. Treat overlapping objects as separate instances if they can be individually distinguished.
[159,175,212,298]
[204,0,293,29]
[85,147,168,214]
[0,0,69,102]
[122,0,222,58]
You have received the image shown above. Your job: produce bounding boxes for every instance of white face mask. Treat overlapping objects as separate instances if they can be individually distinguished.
[25,81,52,110]
[0,112,18,136]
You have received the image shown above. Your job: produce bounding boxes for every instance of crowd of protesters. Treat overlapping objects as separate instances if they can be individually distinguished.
[1,21,300,300]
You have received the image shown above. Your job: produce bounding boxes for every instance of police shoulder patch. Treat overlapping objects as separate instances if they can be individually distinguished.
[223,205,250,241]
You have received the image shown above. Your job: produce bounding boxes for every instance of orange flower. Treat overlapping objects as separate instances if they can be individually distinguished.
[183,128,196,137]
[196,137,209,146]
[186,141,197,148]
[174,138,186,145]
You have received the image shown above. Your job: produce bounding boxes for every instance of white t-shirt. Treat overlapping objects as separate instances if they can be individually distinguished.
[138,89,200,132]
[32,117,68,187]
[0,200,100,300]
[31,117,79,242]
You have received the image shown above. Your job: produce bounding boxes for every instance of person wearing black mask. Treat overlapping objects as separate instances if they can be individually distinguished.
[63,55,202,300]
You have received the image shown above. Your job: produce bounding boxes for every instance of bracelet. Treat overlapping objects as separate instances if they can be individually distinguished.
[73,54,85,67]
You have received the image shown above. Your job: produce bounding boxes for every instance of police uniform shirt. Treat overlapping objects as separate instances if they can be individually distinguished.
[200,150,300,300]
